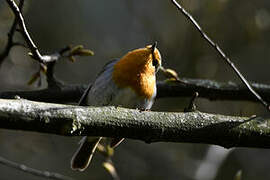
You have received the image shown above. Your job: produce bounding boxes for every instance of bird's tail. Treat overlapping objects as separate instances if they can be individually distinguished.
[71,136,102,171]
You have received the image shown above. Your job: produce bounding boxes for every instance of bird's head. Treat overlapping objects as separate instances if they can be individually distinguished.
[113,42,162,76]
[112,43,162,99]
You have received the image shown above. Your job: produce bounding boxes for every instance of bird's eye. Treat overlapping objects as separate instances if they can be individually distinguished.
[152,58,159,68]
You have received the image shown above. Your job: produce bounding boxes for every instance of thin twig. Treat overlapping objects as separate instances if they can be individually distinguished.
[0,156,74,180]
[0,0,25,67]
[170,0,270,111]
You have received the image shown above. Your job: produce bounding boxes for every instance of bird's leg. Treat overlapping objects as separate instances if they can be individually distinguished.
[138,108,151,112]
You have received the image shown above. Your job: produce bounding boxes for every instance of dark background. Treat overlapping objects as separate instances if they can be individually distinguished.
[0,0,270,179]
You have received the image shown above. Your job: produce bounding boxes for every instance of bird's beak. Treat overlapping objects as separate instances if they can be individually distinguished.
[151,41,158,54]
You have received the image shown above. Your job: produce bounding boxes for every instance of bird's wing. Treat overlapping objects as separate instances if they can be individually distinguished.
[78,83,92,106]
[96,58,119,77]
[78,59,119,106]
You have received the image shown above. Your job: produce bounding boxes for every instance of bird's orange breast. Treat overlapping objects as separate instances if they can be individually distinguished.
[112,48,156,100]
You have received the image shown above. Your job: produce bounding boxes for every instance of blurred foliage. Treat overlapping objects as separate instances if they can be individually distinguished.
[234,170,242,180]
[0,0,270,180]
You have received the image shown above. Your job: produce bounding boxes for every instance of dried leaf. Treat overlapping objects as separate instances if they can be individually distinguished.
[27,72,40,85]
[106,145,114,157]
[103,160,119,180]
[28,52,33,58]
[40,64,47,73]
[160,67,180,81]
[97,144,106,154]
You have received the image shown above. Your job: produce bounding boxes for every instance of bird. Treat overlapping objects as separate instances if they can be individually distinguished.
[71,42,162,171]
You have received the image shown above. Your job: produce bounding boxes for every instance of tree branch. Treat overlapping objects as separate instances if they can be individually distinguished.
[0,99,269,149]
[0,156,74,180]
[0,84,87,103]
[157,79,270,102]
[1,79,270,104]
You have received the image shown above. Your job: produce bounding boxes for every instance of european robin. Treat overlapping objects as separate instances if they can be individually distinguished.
[71,42,162,171]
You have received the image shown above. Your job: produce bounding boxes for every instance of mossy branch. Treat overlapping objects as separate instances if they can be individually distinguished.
[0,99,269,149]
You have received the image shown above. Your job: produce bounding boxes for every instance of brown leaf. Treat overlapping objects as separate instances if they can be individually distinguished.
[27,72,40,85]
[160,67,180,81]
[103,160,119,180]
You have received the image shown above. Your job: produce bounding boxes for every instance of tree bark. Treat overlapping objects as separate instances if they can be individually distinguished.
[0,99,269,149]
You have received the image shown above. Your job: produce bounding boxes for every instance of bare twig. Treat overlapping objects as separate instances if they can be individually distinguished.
[170,0,270,111]
[0,0,25,67]
[0,156,74,180]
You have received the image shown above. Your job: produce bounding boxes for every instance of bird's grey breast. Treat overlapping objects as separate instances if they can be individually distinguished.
[86,59,155,109]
